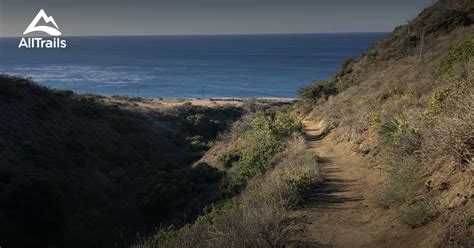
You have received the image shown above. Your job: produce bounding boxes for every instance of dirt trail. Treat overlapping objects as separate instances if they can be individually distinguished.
[288,120,413,248]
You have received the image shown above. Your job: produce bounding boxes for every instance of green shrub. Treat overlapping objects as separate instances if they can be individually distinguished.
[299,80,338,101]
[422,80,473,123]
[337,58,355,78]
[299,58,356,101]
[186,135,209,152]
[428,10,471,34]
[286,171,315,203]
[222,137,281,197]
[193,162,222,183]
[219,150,240,168]
[222,165,260,197]
[186,113,206,126]
[377,119,420,154]
[138,164,222,223]
[365,51,378,63]
[400,201,432,228]
[369,111,381,131]
[374,162,421,207]
[439,38,474,74]
[403,35,420,49]
[378,119,408,137]
[220,111,301,197]
[273,111,303,137]
[443,10,471,31]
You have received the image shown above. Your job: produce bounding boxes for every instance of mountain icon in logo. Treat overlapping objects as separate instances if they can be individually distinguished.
[23,9,62,36]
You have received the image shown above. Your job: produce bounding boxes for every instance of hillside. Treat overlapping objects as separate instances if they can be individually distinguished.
[298,0,473,246]
[0,75,246,248]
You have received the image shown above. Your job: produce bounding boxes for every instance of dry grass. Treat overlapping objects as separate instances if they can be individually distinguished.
[134,136,321,248]
[298,0,474,236]
[421,93,473,169]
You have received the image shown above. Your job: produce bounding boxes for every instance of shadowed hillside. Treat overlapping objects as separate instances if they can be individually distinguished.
[0,75,243,248]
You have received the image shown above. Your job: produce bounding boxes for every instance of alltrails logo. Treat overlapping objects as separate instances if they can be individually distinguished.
[18,9,67,48]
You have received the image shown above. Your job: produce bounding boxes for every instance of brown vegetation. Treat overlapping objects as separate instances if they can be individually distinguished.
[298,0,473,246]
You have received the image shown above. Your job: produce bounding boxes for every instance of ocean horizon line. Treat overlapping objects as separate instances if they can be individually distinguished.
[0,31,389,39]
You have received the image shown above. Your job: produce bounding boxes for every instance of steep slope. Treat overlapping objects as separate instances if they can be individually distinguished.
[0,75,242,248]
[298,0,473,246]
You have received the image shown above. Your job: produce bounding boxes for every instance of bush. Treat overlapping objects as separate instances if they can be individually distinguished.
[403,35,420,49]
[427,9,471,34]
[439,38,474,74]
[286,171,315,203]
[374,161,421,207]
[377,118,421,155]
[219,150,240,168]
[298,58,356,102]
[421,94,474,168]
[193,162,222,183]
[273,111,303,137]
[422,79,473,123]
[220,111,302,197]
[400,201,432,228]
[186,113,206,126]
[299,80,338,102]
[138,164,222,224]
[186,135,209,152]
[338,58,355,76]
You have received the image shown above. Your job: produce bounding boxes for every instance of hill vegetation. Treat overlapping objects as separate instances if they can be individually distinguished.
[135,109,321,248]
[0,75,243,248]
[298,0,473,246]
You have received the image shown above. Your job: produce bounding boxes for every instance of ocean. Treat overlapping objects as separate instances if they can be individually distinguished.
[0,33,386,98]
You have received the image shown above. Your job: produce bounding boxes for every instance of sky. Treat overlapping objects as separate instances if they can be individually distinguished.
[0,0,434,37]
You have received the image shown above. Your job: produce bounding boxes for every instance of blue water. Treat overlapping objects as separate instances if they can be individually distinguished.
[0,33,386,98]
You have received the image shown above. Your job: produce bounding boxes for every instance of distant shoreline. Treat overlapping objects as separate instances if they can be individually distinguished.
[106,94,298,102]
[105,95,298,108]
[146,97,298,101]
